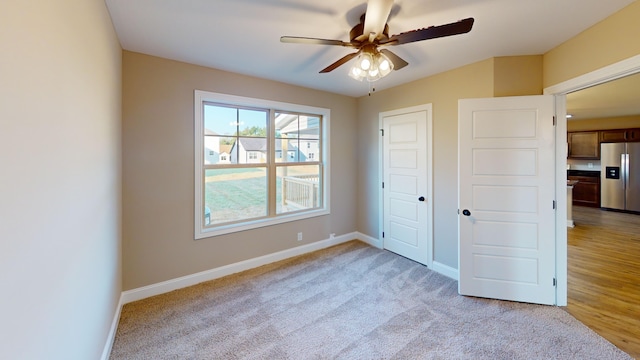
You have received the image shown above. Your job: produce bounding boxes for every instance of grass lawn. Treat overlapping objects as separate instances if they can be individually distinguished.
[205,166,318,225]
[204,169,284,224]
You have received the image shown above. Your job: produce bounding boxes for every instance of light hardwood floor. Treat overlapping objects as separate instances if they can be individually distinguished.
[567,206,640,359]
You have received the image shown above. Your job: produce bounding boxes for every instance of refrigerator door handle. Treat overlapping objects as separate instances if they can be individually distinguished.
[622,153,629,189]
[626,153,630,189]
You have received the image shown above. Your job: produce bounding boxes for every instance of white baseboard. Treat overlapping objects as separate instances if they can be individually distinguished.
[355,231,382,248]
[432,261,459,281]
[121,232,357,304]
[355,232,459,281]
[567,220,575,228]
[101,294,124,360]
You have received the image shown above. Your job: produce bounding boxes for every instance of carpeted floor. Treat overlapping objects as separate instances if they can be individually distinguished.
[110,240,632,359]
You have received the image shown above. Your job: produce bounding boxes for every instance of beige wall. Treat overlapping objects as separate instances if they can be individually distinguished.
[544,1,640,88]
[122,52,358,290]
[568,115,640,132]
[494,56,543,97]
[0,1,122,359]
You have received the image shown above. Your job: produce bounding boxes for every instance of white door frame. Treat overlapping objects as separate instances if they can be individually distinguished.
[545,54,640,306]
[378,104,434,268]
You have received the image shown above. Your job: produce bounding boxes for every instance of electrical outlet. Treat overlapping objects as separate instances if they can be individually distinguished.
[588,162,594,168]
[297,232,303,241]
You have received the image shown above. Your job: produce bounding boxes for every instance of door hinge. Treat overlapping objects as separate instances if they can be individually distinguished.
[380,129,384,136]
[552,200,556,209]
[553,278,557,286]
[553,115,556,126]
[382,182,384,189]
[382,232,385,238]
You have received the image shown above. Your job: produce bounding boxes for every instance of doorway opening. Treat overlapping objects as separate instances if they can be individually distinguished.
[548,56,640,358]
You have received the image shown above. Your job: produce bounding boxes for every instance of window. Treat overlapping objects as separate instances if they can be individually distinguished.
[194,90,329,238]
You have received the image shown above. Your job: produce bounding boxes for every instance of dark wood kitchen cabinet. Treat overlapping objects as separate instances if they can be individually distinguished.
[568,131,600,159]
[599,128,640,142]
[567,171,601,207]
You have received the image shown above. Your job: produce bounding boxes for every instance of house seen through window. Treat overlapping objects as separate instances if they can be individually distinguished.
[195,91,329,238]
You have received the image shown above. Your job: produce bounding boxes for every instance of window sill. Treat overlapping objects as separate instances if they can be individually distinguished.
[195,208,330,239]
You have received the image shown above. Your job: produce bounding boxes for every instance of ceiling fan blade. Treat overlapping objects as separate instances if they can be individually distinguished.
[381,17,474,46]
[280,36,353,47]
[319,52,360,73]
[379,49,408,70]
[358,0,394,42]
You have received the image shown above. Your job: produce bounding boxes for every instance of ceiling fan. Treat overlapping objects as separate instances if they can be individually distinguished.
[280,0,474,82]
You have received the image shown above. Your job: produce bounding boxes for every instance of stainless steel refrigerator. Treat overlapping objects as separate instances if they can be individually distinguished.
[601,142,640,212]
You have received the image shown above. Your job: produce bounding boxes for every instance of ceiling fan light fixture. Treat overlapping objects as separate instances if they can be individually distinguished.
[379,59,390,71]
[377,52,393,76]
[349,66,366,81]
[349,50,393,82]
[359,53,373,70]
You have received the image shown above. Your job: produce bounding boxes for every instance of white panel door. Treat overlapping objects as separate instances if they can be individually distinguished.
[458,95,556,305]
[382,106,432,265]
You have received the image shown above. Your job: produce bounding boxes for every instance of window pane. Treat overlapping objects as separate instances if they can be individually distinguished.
[276,113,320,163]
[275,112,298,138]
[275,138,299,162]
[204,104,237,136]
[205,168,267,225]
[204,136,236,164]
[221,137,236,164]
[236,137,267,164]
[277,165,321,214]
[276,139,320,163]
[299,115,320,139]
[298,139,319,162]
[238,109,267,137]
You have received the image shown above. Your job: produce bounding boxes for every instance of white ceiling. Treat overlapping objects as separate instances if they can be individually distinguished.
[105,0,635,98]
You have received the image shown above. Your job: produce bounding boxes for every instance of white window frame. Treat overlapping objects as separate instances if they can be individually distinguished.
[194,90,330,239]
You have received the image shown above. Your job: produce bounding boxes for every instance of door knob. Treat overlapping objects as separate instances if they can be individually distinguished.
[418,196,425,202]
[462,209,471,216]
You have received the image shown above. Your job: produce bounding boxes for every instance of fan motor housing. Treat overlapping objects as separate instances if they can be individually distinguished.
[350,14,389,43]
